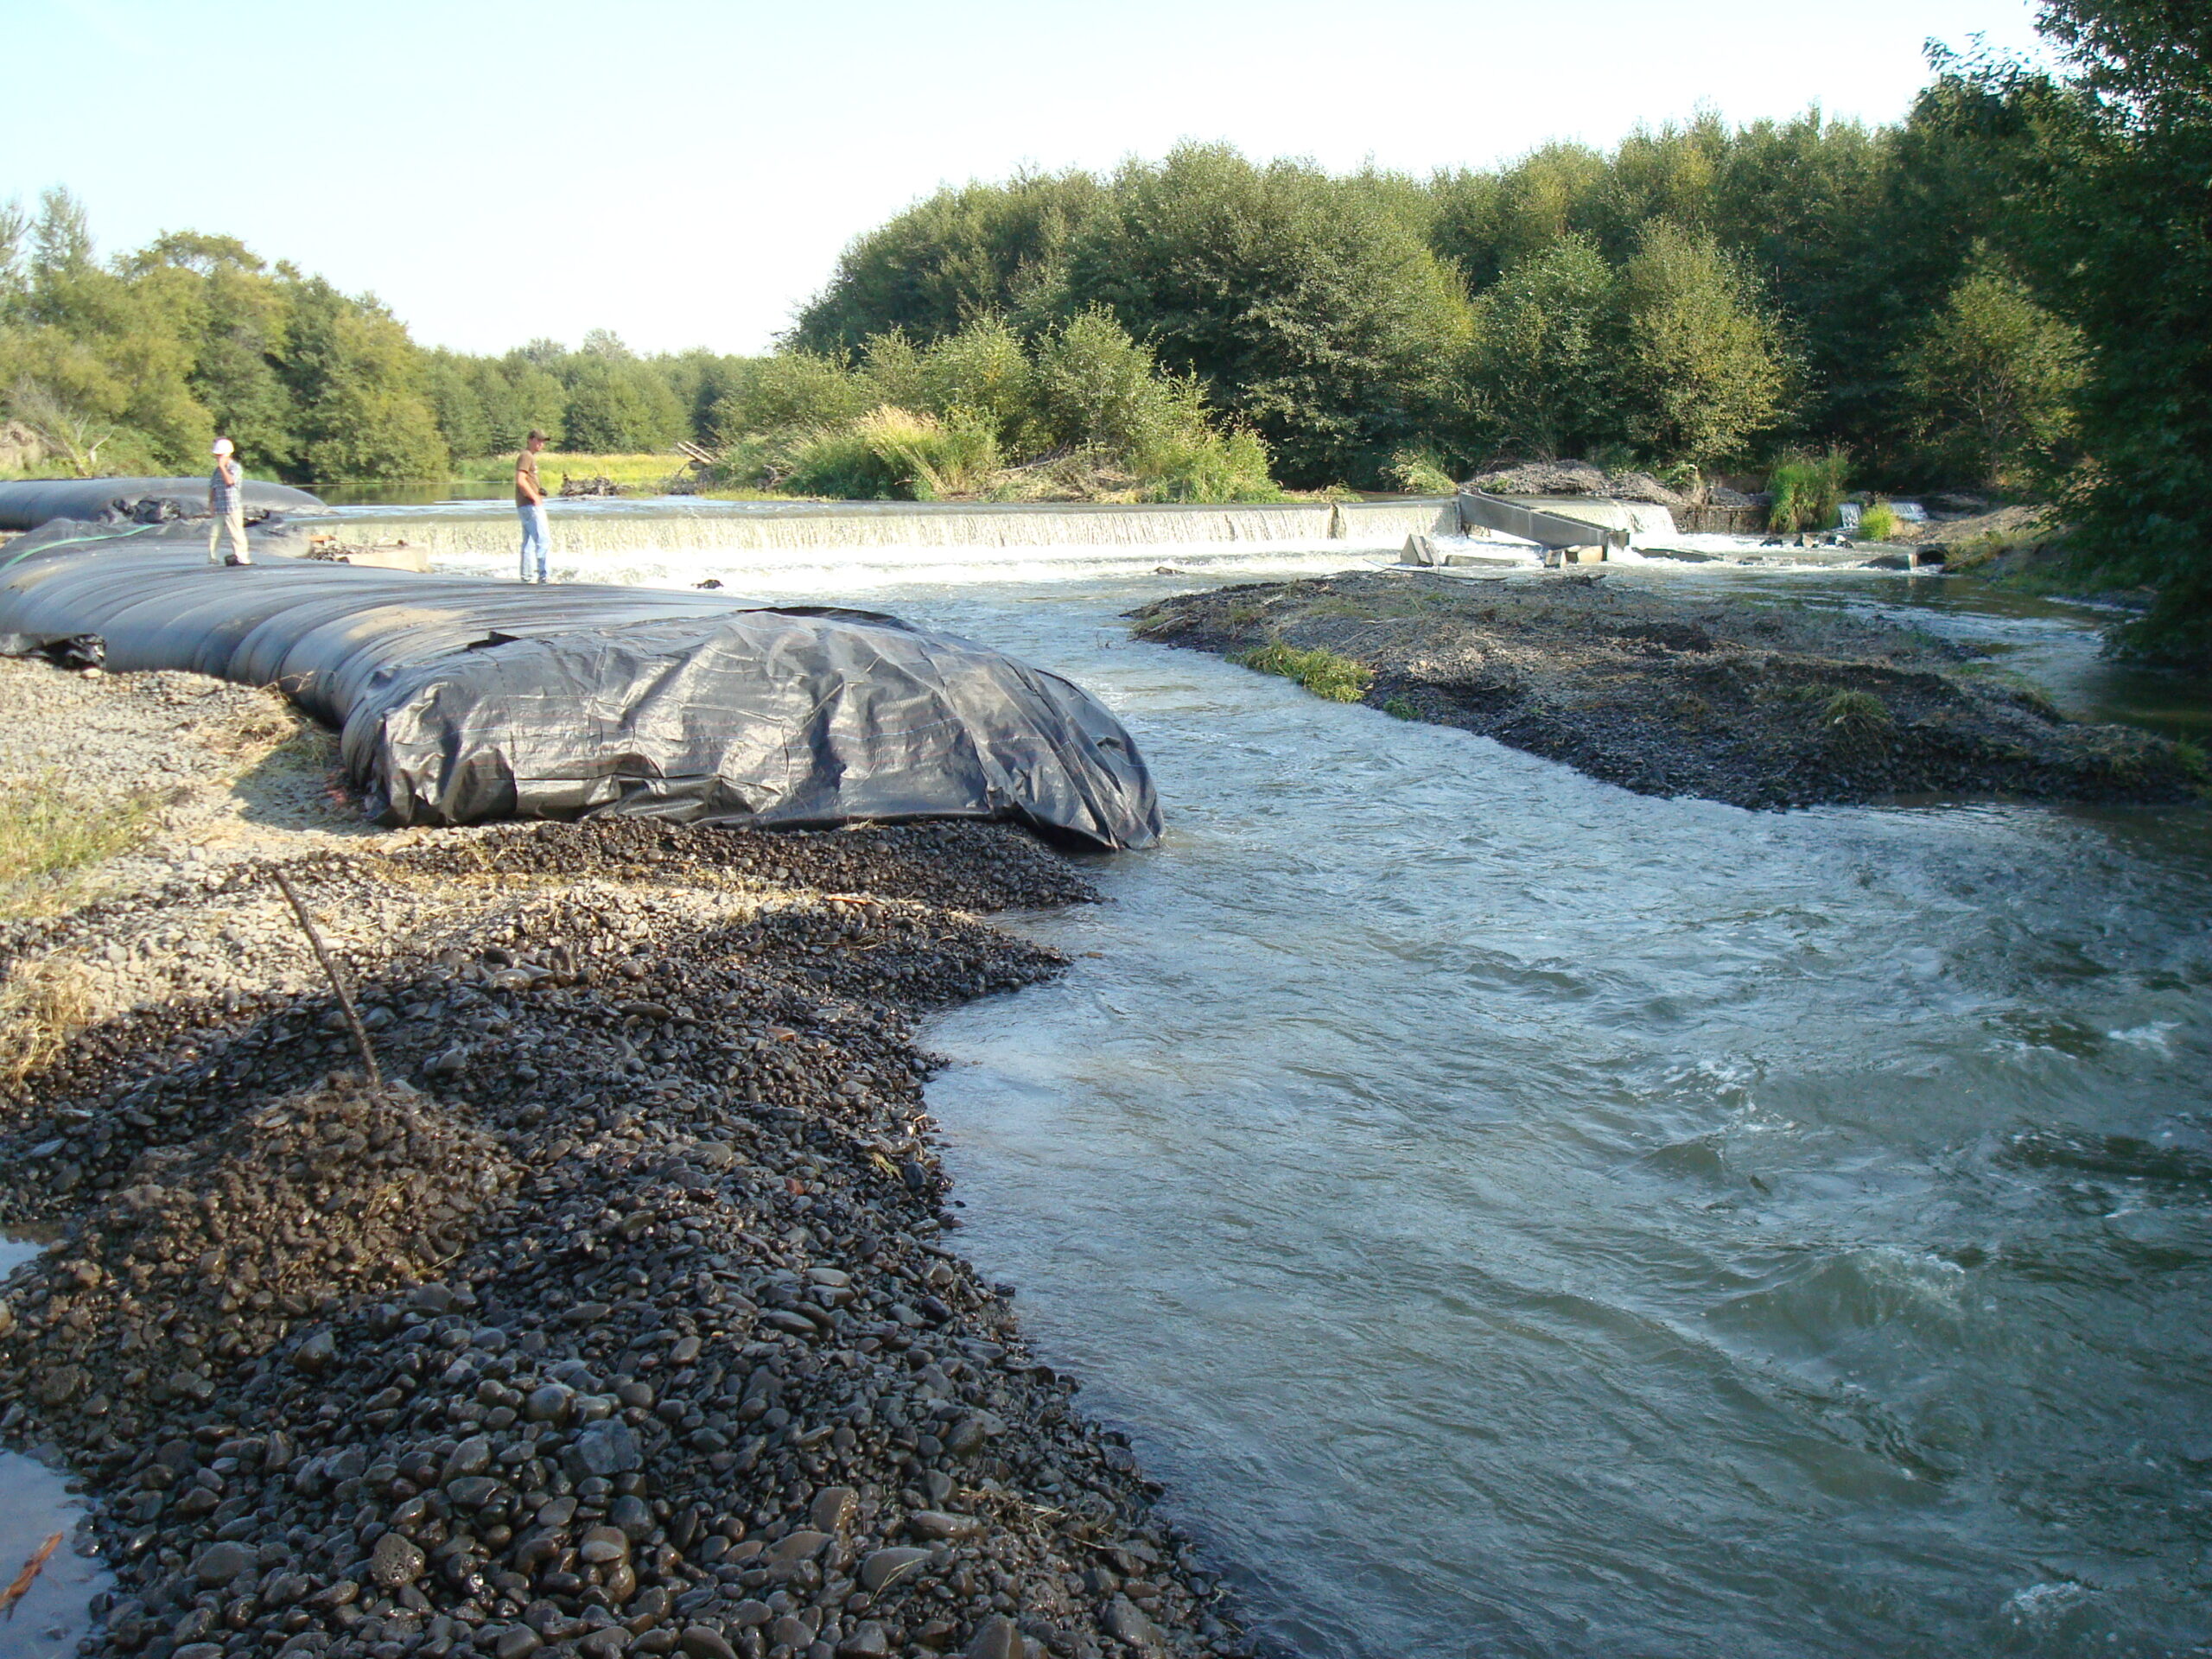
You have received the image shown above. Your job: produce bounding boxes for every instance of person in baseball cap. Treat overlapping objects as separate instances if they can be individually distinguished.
[208,438,251,567]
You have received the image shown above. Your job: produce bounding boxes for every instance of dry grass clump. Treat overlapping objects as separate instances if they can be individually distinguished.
[0,777,156,916]
[0,955,94,1089]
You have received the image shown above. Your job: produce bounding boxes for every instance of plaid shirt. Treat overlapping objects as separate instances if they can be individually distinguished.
[211,460,242,517]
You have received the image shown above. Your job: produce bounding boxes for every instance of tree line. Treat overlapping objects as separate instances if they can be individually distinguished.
[1,0,2204,655]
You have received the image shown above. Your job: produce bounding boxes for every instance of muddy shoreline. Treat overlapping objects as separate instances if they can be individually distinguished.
[0,665,1247,1659]
[1131,572,2205,810]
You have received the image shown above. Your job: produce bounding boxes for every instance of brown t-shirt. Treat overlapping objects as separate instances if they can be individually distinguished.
[515,448,543,507]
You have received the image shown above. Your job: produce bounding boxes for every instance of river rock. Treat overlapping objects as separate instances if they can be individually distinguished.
[369,1531,426,1588]
[908,1509,982,1540]
[861,1547,931,1592]
[678,1630,736,1659]
[573,1418,643,1475]
[809,1484,857,1533]
[191,1541,253,1586]
[964,1614,1022,1659]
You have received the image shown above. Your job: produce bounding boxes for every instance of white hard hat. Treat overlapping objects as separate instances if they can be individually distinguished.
[212,438,234,456]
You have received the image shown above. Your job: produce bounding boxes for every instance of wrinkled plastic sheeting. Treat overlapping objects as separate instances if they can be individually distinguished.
[0,524,1161,850]
[0,476,331,531]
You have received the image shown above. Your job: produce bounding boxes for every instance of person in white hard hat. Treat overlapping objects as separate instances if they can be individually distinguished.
[208,438,251,566]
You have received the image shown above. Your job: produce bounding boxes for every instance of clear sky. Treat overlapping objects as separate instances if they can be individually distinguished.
[5,0,2048,358]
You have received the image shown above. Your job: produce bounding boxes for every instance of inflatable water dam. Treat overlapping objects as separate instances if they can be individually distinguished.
[0,523,1160,850]
[0,476,331,530]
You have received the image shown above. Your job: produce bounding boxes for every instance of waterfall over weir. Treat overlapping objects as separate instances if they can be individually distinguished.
[337,497,1461,566]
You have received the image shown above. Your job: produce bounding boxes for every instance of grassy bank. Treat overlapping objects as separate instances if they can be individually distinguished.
[451,451,690,489]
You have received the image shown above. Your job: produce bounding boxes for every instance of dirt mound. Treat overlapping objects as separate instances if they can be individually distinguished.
[1469,460,1688,509]
[1130,572,2207,811]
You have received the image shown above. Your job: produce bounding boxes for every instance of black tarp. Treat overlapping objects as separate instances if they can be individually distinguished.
[0,524,1161,849]
[0,476,331,531]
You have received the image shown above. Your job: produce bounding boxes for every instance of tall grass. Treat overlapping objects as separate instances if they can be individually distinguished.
[1230,643,1375,702]
[780,407,1001,501]
[1767,448,1850,531]
[1857,498,1900,541]
[453,452,683,487]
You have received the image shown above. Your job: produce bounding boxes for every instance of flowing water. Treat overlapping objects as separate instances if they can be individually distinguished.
[317,507,2212,1652]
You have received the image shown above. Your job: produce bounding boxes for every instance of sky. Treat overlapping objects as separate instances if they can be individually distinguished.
[3,0,2050,359]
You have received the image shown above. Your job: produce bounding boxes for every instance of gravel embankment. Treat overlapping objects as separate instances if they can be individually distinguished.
[0,660,1243,1659]
[1131,571,2206,810]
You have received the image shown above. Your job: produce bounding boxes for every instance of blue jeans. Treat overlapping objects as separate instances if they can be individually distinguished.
[518,502,550,581]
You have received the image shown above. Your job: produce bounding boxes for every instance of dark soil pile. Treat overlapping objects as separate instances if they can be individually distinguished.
[0,820,1244,1659]
[1130,571,2207,810]
[1468,461,1688,509]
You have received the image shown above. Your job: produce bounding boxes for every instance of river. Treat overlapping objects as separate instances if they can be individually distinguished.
[23,498,2212,1659]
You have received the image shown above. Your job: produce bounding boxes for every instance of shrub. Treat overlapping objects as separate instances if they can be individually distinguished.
[1230,643,1375,702]
[779,405,1000,501]
[912,317,1036,448]
[1768,448,1851,531]
[1857,499,1900,541]
[1384,696,1421,719]
[1822,688,1895,748]
[1387,447,1459,495]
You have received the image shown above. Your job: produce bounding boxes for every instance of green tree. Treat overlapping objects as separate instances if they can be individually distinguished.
[1058,143,1471,486]
[1464,237,1619,459]
[560,355,683,452]
[281,278,447,480]
[421,349,493,461]
[1611,220,1796,467]
[1902,252,2085,486]
[791,169,1105,353]
[1976,8,2212,660]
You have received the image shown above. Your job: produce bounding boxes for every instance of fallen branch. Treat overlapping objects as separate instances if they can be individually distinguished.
[270,868,382,1089]
[0,1531,61,1620]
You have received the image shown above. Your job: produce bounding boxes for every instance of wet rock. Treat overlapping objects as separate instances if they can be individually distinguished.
[443,1433,493,1479]
[1103,1596,1159,1648]
[861,1548,931,1592]
[290,1327,336,1374]
[965,1615,1023,1659]
[191,1540,253,1586]
[809,1485,857,1533]
[908,1510,982,1541]
[679,1628,737,1659]
[369,1531,426,1588]
[580,1524,631,1564]
[574,1418,643,1475]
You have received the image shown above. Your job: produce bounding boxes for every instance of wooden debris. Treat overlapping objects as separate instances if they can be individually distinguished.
[0,1531,61,1620]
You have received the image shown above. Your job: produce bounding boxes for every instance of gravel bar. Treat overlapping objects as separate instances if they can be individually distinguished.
[0,662,1246,1659]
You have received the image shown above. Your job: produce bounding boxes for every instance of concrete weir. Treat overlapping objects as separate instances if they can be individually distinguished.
[348,498,1466,563]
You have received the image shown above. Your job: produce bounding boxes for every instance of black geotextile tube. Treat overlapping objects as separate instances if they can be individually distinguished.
[0,476,332,531]
[0,524,1162,850]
